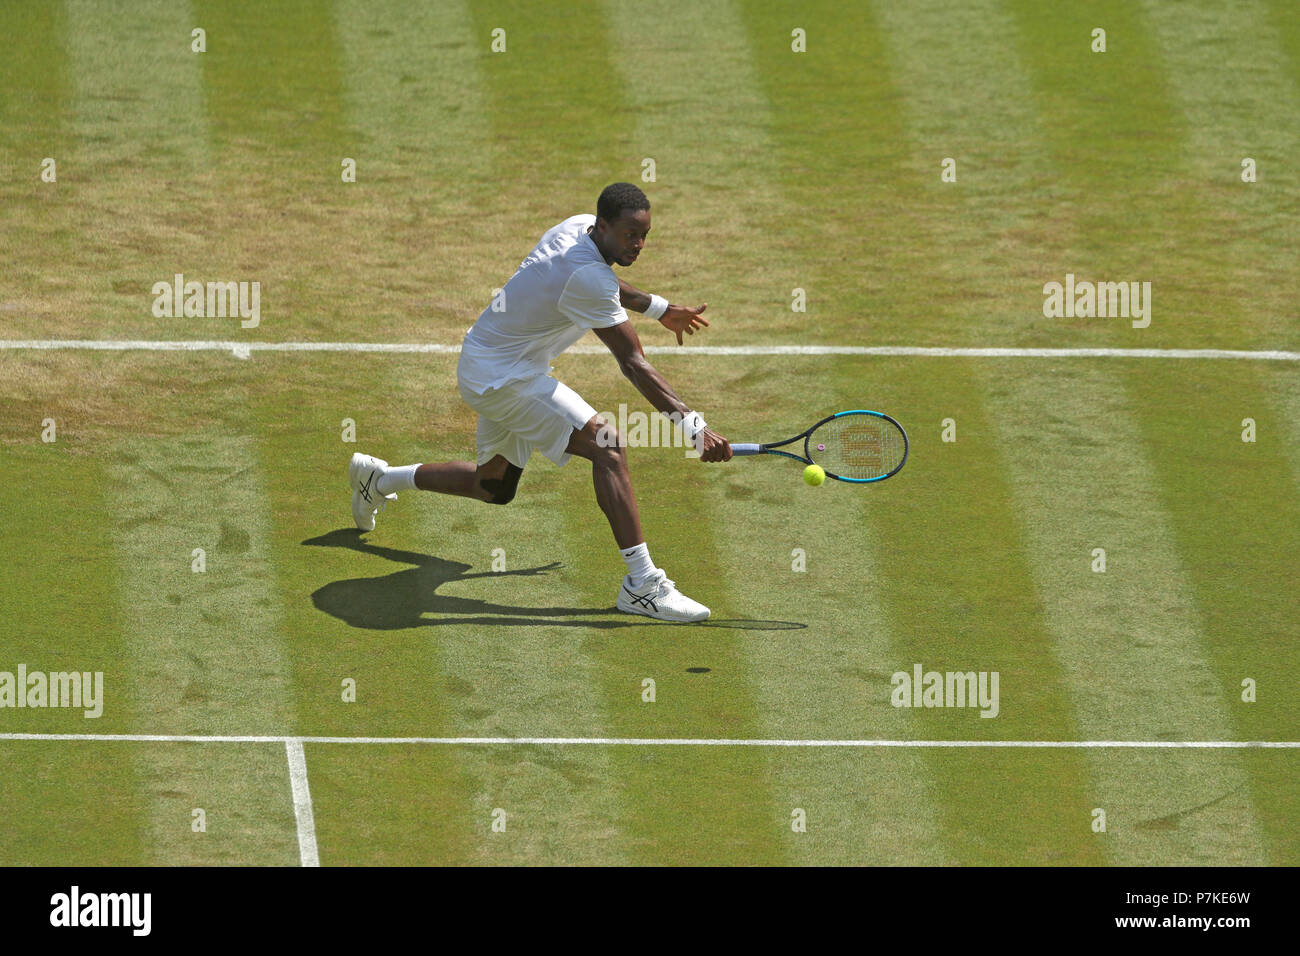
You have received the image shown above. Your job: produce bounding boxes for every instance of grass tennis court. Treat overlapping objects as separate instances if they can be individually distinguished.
[2,0,1297,865]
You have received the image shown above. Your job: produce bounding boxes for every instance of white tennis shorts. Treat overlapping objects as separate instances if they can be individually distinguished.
[457,374,597,469]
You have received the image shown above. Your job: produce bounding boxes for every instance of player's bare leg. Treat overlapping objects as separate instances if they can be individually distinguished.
[412,455,518,504]
[564,415,643,549]
[566,414,708,622]
[350,454,521,530]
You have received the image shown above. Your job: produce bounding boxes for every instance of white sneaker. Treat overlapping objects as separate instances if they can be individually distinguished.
[616,569,710,623]
[348,453,396,531]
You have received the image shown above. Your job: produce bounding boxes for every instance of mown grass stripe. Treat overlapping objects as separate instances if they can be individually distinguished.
[1132,5,1299,862]
[107,430,299,864]
[189,0,375,344]
[981,363,1267,864]
[0,743,143,866]
[1002,0,1218,350]
[334,0,501,333]
[873,0,1063,349]
[0,440,148,864]
[341,0,639,864]
[831,353,1107,863]
[0,448,133,733]
[736,0,964,348]
[337,0,492,177]
[1276,363,1300,487]
[1267,0,1300,91]
[603,0,793,348]
[248,353,481,865]
[0,1,73,341]
[0,2,70,151]
[107,432,296,731]
[1139,0,1300,348]
[461,0,790,865]
[465,0,638,221]
[49,2,212,343]
[194,0,352,158]
[740,0,1102,863]
[405,433,634,865]
[555,369,792,863]
[66,0,209,168]
[711,381,951,862]
[1124,362,1300,864]
[611,0,946,865]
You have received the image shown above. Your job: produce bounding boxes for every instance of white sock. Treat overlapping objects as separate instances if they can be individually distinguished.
[620,542,657,587]
[376,463,420,495]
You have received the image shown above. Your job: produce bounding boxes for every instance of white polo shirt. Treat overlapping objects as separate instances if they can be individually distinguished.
[457,214,629,394]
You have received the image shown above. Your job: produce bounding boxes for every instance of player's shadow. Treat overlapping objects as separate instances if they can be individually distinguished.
[303,529,806,632]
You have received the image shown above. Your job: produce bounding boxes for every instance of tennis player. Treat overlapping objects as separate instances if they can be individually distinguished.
[348,183,731,623]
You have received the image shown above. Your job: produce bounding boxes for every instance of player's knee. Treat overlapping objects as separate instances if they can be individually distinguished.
[488,484,517,506]
[480,462,523,505]
[592,431,627,470]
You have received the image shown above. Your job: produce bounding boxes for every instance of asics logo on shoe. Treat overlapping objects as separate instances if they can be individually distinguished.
[358,470,376,503]
[623,586,658,613]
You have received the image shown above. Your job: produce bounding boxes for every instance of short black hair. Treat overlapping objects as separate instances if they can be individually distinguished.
[596,182,649,224]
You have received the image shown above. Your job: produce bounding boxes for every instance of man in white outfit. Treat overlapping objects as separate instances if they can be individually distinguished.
[348,183,731,623]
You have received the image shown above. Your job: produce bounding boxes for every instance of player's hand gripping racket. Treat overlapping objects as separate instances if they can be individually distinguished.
[731,410,909,483]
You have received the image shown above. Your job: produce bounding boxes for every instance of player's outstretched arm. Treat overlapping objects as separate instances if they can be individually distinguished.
[616,277,709,345]
[593,322,731,461]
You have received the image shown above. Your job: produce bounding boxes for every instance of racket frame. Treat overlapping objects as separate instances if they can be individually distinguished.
[731,409,909,483]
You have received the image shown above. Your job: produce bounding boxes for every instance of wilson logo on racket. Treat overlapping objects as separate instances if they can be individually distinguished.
[731,410,909,483]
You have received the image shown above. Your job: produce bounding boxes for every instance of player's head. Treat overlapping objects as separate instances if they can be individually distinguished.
[593,182,651,267]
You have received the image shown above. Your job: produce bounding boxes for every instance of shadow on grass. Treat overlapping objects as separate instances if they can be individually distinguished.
[303,529,806,632]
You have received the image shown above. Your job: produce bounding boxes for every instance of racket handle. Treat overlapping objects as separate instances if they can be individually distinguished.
[731,443,762,456]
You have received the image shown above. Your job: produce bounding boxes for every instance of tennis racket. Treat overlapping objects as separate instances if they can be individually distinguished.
[731,410,909,483]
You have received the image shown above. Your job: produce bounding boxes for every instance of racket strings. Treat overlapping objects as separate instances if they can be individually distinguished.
[813,416,905,480]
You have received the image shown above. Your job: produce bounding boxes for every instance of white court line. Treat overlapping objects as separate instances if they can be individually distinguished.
[1,339,1298,360]
[284,739,320,868]
[1,733,1296,747]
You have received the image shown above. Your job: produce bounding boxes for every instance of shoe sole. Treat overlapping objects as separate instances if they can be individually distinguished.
[616,597,710,624]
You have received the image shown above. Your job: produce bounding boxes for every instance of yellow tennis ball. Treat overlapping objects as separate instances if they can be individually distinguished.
[803,464,826,486]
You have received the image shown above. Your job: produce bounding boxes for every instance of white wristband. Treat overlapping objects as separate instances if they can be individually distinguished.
[675,410,707,443]
[645,294,669,320]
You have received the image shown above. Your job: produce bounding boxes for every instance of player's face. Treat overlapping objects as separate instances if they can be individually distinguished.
[600,209,651,267]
